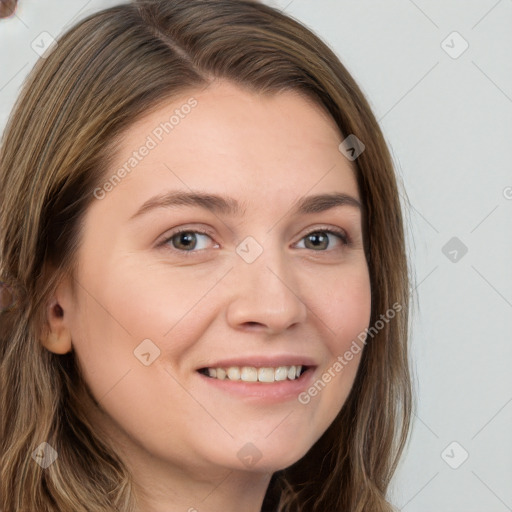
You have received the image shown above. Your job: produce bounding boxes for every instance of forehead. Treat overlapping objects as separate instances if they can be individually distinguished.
[101,80,361,216]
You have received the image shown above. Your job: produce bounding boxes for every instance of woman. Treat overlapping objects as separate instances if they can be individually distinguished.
[0,1,412,510]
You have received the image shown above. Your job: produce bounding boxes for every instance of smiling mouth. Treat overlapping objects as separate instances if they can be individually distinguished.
[197,365,311,383]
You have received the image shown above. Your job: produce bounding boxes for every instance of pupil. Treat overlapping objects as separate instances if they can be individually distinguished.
[176,232,195,250]
[307,232,327,250]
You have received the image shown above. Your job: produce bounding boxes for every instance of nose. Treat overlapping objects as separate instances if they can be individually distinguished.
[225,242,308,334]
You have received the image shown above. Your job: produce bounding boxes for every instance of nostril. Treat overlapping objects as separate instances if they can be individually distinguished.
[245,322,260,327]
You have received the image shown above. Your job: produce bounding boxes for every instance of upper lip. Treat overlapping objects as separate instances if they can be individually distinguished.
[196,355,318,370]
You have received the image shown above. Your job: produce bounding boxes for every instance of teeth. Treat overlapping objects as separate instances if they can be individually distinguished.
[203,365,304,383]
[241,367,258,382]
[227,367,241,380]
[258,367,274,382]
[274,366,288,381]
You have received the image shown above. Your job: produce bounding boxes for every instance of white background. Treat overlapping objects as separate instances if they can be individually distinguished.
[1,1,511,511]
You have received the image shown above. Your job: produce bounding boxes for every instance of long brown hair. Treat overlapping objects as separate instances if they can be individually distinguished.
[0,1,412,510]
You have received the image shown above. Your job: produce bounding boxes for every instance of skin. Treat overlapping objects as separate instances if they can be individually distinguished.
[42,80,372,512]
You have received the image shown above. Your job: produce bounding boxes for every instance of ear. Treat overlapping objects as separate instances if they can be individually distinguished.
[40,278,73,355]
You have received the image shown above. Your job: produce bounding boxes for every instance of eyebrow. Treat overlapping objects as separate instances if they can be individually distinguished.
[129,190,362,220]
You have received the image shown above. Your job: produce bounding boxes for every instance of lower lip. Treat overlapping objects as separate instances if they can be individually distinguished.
[196,367,317,403]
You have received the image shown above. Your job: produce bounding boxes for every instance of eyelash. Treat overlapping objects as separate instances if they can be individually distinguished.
[158,226,350,256]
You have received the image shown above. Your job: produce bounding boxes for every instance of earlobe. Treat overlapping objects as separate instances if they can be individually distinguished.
[40,300,73,354]
[42,328,72,355]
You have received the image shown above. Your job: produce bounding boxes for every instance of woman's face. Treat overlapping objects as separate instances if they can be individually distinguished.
[55,80,371,478]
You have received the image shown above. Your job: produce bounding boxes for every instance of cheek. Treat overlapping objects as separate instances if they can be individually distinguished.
[286,265,371,450]
[67,282,186,442]
[105,261,223,358]
[301,264,371,404]
[69,287,134,395]
[70,258,226,400]
[312,264,372,355]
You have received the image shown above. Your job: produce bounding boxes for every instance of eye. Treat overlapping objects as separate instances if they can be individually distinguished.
[158,226,350,255]
[295,228,349,251]
[161,229,217,253]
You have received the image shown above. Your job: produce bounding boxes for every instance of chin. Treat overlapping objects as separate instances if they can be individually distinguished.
[233,442,310,473]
